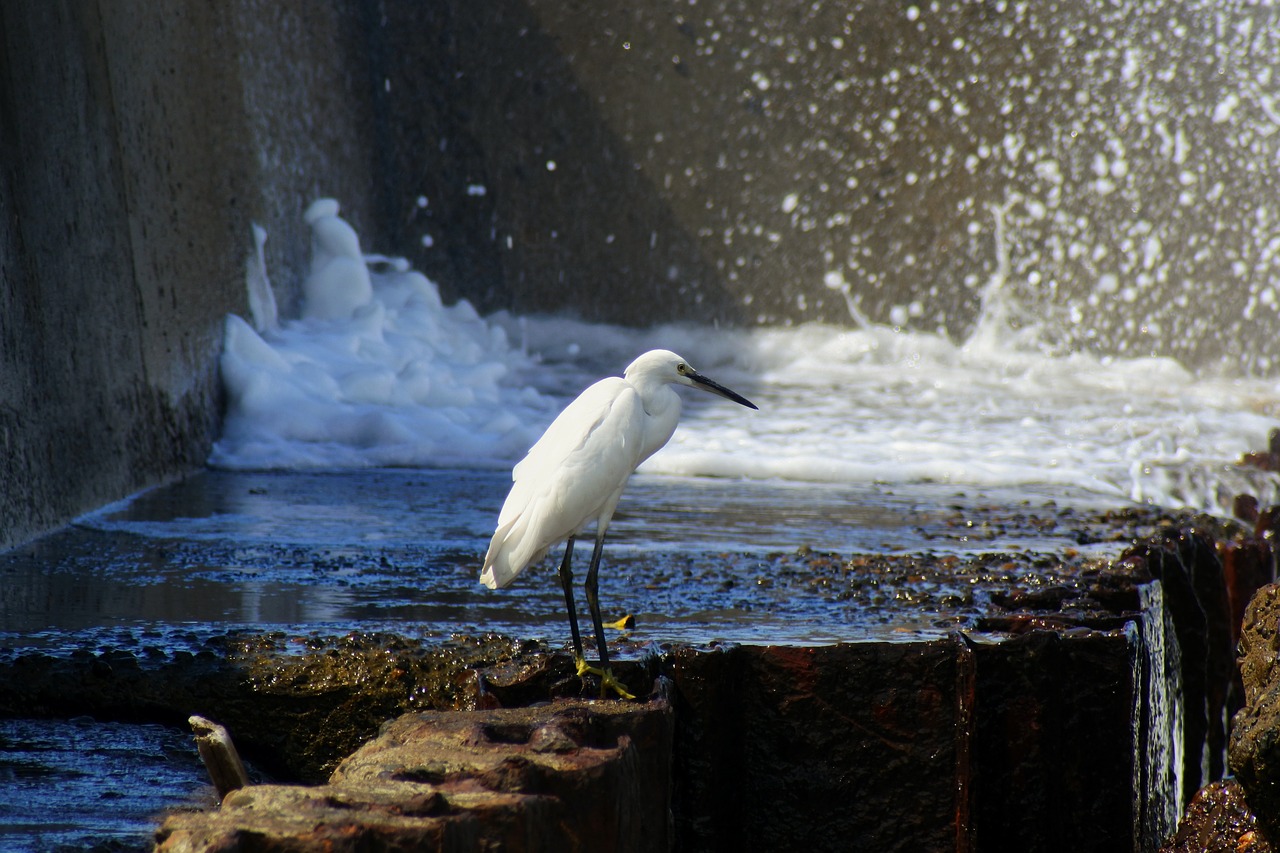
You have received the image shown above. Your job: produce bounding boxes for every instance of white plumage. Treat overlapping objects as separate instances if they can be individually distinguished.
[480,349,757,697]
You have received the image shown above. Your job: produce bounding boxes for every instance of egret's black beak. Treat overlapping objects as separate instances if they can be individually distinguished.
[689,370,758,409]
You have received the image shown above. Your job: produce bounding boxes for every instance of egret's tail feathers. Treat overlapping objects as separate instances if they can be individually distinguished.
[479,542,517,590]
[478,560,509,590]
[480,516,546,590]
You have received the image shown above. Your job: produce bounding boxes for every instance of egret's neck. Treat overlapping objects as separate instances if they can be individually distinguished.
[631,377,681,418]
[634,383,682,462]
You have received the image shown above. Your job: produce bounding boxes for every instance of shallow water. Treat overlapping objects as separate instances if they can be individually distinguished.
[2,468,1131,657]
[0,718,212,852]
[0,467,1168,850]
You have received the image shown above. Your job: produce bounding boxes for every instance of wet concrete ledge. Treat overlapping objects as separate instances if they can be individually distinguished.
[1,520,1272,851]
[147,631,1157,853]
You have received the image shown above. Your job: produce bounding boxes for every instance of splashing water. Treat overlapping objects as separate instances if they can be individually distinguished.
[211,200,1280,514]
[211,201,554,471]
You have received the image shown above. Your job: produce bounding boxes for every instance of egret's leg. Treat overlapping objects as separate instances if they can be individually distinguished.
[584,533,635,700]
[557,537,586,664]
[561,537,610,687]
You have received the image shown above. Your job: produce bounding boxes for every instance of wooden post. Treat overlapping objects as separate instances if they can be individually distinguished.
[189,715,249,801]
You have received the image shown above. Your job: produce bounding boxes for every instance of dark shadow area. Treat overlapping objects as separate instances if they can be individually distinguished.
[356,0,744,324]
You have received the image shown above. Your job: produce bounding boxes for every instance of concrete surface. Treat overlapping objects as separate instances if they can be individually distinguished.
[0,1,382,549]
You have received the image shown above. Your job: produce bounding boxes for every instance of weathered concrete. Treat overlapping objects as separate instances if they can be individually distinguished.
[664,626,1180,853]
[1,2,224,548]
[0,1,384,549]
[1125,529,1241,797]
[378,0,1280,374]
[666,641,964,851]
[156,693,676,853]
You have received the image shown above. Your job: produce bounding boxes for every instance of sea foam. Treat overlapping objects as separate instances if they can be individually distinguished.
[211,200,1280,514]
[210,200,553,471]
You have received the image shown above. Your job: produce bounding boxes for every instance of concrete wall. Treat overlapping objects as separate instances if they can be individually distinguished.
[0,1,385,548]
[1,0,1274,547]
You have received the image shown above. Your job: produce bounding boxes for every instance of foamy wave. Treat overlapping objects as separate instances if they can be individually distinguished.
[211,201,1280,514]
[210,201,554,472]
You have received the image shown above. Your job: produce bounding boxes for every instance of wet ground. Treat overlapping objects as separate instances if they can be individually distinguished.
[0,468,1208,850]
[1,468,1168,650]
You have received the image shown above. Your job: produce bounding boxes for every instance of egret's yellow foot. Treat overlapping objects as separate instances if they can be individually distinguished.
[574,656,635,700]
[599,669,636,700]
[605,614,636,631]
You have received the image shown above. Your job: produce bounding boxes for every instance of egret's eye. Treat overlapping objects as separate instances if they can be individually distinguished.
[677,363,687,374]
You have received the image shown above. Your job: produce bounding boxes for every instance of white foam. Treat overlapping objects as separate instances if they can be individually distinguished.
[210,201,557,471]
[211,201,1280,514]
[244,223,278,332]
[300,199,374,321]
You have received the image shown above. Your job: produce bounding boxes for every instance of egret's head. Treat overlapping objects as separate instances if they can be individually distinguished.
[625,350,758,409]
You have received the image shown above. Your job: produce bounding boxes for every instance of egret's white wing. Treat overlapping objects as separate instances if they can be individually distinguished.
[481,379,646,588]
[502,378,625,524]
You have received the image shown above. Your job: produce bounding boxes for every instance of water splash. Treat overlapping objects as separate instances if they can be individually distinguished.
[212,201,1280,514]
[210,200,553,471]
[961,196,1053,358]
[245,222,278,333]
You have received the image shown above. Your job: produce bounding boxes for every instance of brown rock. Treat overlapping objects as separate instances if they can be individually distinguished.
[1230,583,1280,843]
[155,781,488,852]
[156,690,674,853]
[1158,780,1272,853]
[334,696,673,849]
[1237,583,1280,708]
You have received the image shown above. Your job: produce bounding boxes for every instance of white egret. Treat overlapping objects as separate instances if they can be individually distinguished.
[481,349,757,698]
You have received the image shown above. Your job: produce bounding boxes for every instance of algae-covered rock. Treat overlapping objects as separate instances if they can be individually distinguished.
[1230,583,1280,844]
